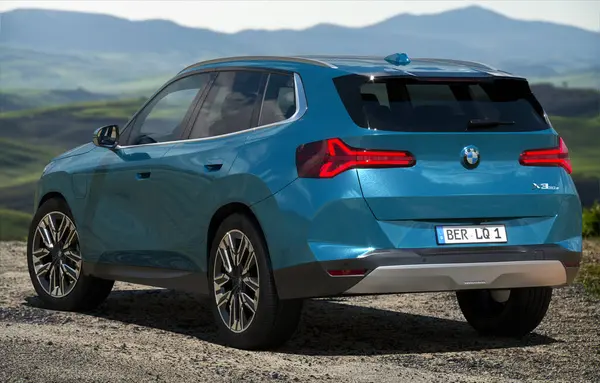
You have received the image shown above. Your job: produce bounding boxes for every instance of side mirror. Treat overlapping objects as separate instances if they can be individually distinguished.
[93,125,120,149]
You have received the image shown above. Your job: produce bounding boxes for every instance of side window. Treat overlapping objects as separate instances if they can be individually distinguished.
[127,73,211,145]
[258,73,296,126]
[190,71,263,139]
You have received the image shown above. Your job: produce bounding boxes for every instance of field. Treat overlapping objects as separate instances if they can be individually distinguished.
[550,115,600,177]
[531,70,600,91]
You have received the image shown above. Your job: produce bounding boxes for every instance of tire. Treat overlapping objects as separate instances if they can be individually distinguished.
[27,197,114,311]
[456,287,552,337]
[208,213,303,350]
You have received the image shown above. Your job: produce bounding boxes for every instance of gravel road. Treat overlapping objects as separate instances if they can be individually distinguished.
[1,241,599,383]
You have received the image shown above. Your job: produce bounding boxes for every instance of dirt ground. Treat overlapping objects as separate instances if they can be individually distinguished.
[1,241,599,383]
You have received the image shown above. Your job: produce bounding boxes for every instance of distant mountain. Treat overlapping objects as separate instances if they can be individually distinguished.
[1,6,598,91]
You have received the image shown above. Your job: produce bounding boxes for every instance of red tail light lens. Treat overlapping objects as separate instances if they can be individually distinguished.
[519,137,572,174]
[327,269,367,277]
[296,138,416,178]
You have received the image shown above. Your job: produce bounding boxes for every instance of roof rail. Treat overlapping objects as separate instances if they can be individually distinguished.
[412,58,499,71]
[298,54,382,61]
[297,56,502,71]
[178,55,336,74]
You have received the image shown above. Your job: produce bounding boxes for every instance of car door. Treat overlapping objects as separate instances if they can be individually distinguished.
[79,72,213,268]
[148,70,268,275]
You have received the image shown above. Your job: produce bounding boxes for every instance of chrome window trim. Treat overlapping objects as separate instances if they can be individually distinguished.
[256,73,271,127]
[116,72,307,149]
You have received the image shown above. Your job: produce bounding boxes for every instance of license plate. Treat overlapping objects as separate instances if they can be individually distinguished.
[436,225,507,245]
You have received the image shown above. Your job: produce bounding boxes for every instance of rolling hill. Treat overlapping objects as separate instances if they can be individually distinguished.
[1,6,598,92]
[531,69,600,91]
[0,88,120,113]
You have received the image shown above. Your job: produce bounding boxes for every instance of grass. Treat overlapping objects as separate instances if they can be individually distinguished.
[550,115,600,178]
[0,138,61,188]
[0,209,31,241]
[0,98,146,149]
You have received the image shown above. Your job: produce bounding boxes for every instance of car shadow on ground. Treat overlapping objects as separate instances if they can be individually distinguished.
[24,288,559,356]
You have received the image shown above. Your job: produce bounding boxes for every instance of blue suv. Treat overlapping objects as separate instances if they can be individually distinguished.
[28,54,582,350]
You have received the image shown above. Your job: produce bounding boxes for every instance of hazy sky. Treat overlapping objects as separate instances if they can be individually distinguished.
[2,1,599,33]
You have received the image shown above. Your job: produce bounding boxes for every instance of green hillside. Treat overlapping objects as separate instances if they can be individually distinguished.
[0,88,119,112]
[531,70,600,90]
[0,138,61,188]
[0,98,145,148]
[550,115,600,177]
[0,45,182,93]
[0,208,31,241]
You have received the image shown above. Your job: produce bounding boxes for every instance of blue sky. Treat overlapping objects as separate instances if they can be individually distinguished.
[2,0,599,32]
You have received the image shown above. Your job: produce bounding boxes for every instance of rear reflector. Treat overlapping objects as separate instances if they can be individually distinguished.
[327,269,367,277]
[519,137,572,174]
[296,138,415,178]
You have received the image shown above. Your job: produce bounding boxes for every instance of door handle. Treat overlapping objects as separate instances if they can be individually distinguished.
[136,172,151,180]
[204,163,223,172]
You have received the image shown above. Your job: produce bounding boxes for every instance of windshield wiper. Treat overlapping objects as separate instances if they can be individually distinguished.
[467,119,516,129]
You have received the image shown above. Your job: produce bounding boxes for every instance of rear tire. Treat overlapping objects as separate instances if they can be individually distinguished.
[27,197,114,312]
[208,213,303,350]
[456,287,552,337]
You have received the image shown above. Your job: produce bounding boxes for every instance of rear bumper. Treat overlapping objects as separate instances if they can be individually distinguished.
[345,260,574,295]
[273,244,581,299]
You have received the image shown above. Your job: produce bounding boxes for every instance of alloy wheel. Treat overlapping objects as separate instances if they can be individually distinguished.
[32,212,82,298]
[213,230,260,333]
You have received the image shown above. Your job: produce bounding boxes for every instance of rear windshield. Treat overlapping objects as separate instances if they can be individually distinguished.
[333,75,549,132]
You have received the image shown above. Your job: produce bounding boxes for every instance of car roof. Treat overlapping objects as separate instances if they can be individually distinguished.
[178,54,523,79]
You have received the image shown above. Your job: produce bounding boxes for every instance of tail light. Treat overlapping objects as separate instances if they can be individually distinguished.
[327,269,367,277]
[296,138,416,178]
[519,137,572,174]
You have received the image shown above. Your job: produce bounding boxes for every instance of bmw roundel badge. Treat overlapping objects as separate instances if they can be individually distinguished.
[461,145,480,169]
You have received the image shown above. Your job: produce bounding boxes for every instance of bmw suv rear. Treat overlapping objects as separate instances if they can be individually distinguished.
[28,53,581,350]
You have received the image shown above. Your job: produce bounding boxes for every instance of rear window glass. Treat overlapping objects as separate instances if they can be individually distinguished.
[333,75,549,132]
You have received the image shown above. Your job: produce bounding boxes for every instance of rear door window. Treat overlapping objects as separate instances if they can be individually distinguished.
[334,75,549,132]
[190,71,265,139]
[258,73,296,126]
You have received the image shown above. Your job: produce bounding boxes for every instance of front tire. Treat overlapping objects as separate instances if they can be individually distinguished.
[456,287,552,337]
[27,198,114,311]
[208,213,303,350]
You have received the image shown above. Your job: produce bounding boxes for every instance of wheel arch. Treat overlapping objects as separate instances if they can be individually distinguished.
[32,191,74,235]
[38,191,68,209]
[206,202,271,270]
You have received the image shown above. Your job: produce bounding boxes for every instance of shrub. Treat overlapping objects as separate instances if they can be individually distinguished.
[582,202,600,237]
[579,263,600,297]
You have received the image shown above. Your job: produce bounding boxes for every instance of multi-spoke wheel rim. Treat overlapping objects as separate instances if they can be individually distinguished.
[31,212,82,298]
[213,230,260,333]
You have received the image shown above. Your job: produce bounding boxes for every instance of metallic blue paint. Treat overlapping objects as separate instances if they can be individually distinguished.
[34,55,582,296]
